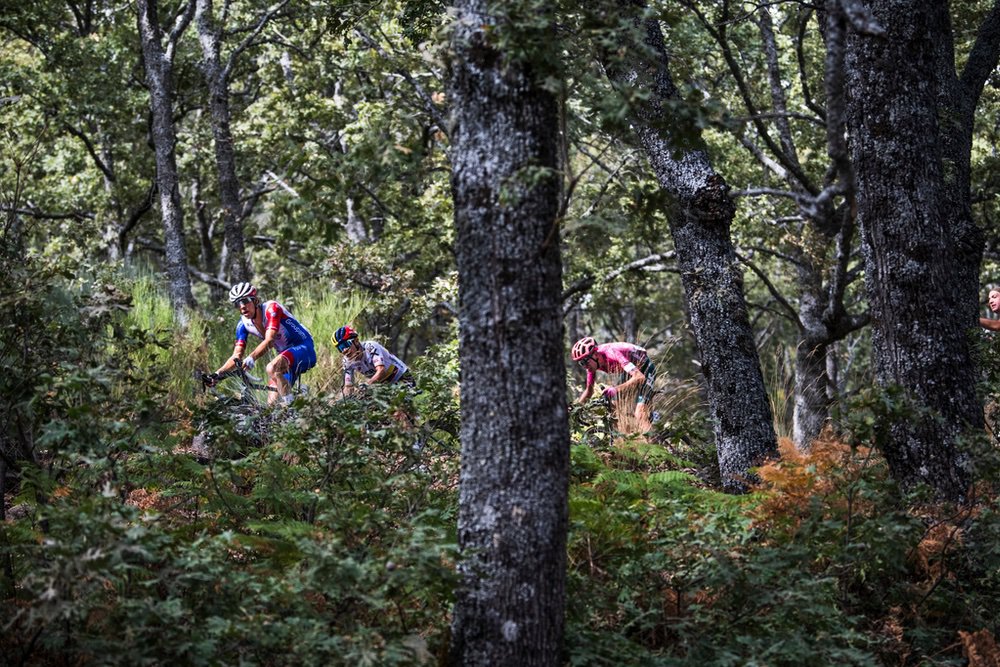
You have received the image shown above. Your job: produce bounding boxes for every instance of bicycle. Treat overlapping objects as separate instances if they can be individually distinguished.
[190,361,303,459]
[569,393,621,448]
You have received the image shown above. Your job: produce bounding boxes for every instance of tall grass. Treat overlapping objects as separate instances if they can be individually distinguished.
[124,275,228,404]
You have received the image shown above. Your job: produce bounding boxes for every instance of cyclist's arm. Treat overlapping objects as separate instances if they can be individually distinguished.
[981,317,1000,332]
[342,366,355,396]
[576,370,596,404]
[614,365,646,394]
[245,327,277,363]
[368,362,391,384]
[215,343,245,375]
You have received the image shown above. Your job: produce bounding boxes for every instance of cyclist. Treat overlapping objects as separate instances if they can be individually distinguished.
[209,282,316,404]
[333,325,414,396]
[572,336,656,432]
[981,289,1000,331]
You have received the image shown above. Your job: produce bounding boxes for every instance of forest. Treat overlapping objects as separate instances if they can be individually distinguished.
[3,0,1000,665]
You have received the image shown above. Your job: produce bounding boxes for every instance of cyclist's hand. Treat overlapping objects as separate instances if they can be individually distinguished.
[204,372,220,388]
[241,356,255,371]
[602,386,618,400]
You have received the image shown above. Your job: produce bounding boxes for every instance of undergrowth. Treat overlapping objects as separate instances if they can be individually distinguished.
[4,263,1000,666]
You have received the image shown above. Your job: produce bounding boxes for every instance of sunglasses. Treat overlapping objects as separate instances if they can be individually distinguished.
[336,340,354,353]
[234,297,254,307]
[577,355,594,367]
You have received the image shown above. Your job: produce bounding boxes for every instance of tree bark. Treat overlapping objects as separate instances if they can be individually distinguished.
[447,1,569,665]
[195,0,251,283]
[600,0,778,491]
[844,0,999,499]
[136,0,195,317]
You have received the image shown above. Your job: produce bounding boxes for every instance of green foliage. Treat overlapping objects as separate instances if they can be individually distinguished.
[5,2,1000,665]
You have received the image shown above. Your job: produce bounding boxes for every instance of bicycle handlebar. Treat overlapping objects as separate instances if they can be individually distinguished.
[194,362,272,393]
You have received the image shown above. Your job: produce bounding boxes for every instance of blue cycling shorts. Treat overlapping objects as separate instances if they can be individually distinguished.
[278,341,316,387]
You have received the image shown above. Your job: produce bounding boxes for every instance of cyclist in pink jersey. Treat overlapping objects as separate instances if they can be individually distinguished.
[209,282,316,404]
[572,336,656,431]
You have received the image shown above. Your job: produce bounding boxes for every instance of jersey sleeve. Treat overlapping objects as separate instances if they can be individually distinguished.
[235,322,248,350]
[264,303,282,332]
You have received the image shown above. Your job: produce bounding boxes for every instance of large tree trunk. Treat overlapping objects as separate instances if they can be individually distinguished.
[195,0,251,283]
[447,1,569,665]
[600,0,778,491]
[136,0,195,317]
[844,1,996,499]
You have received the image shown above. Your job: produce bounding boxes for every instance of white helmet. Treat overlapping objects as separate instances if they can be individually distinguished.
[228,282,258,304]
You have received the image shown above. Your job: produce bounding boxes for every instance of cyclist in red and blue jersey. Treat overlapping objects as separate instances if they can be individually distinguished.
[572,336,656,431]
[211,282,316,404]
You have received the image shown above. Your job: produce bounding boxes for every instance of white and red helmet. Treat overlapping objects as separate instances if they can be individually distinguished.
[228,282,258,304]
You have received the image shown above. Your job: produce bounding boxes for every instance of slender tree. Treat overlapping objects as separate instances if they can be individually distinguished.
[447,1,569,664]
[194,0,288,283]
[844,0,1000,499]
[598,0,779,491]
[136,0,196,316]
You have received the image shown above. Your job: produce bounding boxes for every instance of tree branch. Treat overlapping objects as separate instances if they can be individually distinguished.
[737,251,802,327]
[796,7,826,120]
[0,205,91,221]
[562,251,678,310]
[354,28,449,137]
[758,8,802,169]
[166,0,197,65]
[223,0,290,82]
[958,0,1000,122]
[119,182,157,246]
[63,124,115,183]
[682,0,818,195]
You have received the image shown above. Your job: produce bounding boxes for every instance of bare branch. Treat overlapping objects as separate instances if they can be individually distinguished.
[732,187,806,203]
[119,182,157,245]
[737,134,787,181]
[730,111,825,126]
[737,251,802,327]
[562,251,678,311]
[264,170,299,198]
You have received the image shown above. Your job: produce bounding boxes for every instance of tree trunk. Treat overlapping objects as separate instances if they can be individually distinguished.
[448,1,569,665]
[844,1,994,499]
[195,0,251,283]
[136,0,195,317]
[793,337,830,448]
[600,0,778,491]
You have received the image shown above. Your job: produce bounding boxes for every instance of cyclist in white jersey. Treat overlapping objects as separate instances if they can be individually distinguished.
[210,282,316,404]
[333,325,414,397]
